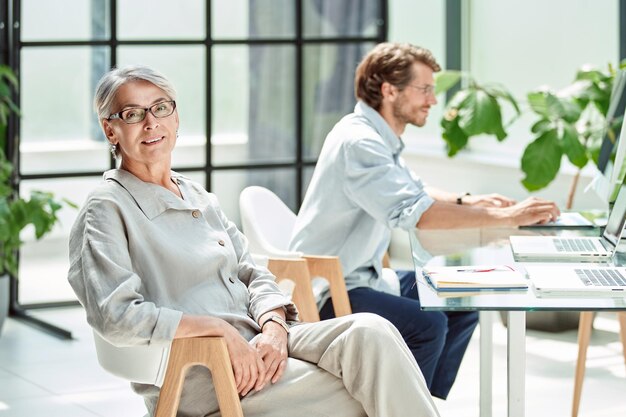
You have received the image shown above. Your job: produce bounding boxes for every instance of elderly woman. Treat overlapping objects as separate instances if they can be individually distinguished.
[68,65,440,417]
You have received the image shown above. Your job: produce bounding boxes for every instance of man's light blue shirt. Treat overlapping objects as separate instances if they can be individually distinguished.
[289,101,434,303]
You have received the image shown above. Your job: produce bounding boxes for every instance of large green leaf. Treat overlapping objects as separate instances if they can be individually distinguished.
[527,91,557,118]
[434,70,463,95]
[482,83,521,115]
[575,68,609,84]
[560,123,588,168]
[531,119,553,134]
[521,129,563,191]
[528,90,582,122]
[441,114,469,156]
[457,90,501,137]
[447,89,471,109]
[0,65,18,87]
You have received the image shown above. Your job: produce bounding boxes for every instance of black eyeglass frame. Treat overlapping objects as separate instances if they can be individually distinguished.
[107,100,177,124]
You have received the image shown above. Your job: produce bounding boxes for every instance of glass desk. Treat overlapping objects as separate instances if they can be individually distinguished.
[409,227,626,417]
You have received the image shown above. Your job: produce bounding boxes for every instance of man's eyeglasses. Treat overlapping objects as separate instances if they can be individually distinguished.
[406,84,435,96]
[108,100,177,124]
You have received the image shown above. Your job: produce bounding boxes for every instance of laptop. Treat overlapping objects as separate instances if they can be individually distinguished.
[525,264,626,296]
[509,183,626,262]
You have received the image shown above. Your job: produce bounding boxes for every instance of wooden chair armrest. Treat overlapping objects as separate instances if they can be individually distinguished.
[302,255,352,317]
[156,337,243,417]
[268,257,320,322]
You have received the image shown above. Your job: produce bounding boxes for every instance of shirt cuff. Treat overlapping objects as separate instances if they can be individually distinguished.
[149,307,183,346]
[398,195,435,230]
[252,297,299,325]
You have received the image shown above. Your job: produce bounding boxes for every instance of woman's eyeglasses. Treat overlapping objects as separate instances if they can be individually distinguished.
[108,100,177,124]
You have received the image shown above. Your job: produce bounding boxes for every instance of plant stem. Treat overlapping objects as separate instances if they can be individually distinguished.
[566,170,581,210]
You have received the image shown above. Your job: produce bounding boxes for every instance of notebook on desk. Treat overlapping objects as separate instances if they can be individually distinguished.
[509,183,626,262]
[525,265,626,296]
[422,265,528,292]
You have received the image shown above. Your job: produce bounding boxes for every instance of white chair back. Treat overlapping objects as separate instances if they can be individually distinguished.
[240,185,400,296]
[93,331,171,387]
[239,186,301,258]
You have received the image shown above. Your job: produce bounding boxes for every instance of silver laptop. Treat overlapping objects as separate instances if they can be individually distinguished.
[525,264,626,296]
[509,183,626,262]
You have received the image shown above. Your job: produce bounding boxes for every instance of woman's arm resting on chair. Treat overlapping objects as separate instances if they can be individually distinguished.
[175,314,267,396]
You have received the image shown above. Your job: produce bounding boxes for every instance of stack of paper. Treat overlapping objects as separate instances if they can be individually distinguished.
[422,265,528,292]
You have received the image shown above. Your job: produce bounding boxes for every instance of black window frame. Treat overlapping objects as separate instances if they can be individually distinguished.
[3,0,388,338]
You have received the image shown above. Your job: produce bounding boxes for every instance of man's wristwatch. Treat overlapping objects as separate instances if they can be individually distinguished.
[456,192,471,205]
[260,315,290,334]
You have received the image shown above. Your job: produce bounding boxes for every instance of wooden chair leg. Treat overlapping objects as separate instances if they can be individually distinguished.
[155,337,243,417]
[572,312,594,417]
[618,312,626,366]
[269,257,321,322]
[304,255,352,317]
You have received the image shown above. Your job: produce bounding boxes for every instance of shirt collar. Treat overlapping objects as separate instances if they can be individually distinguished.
[103,169,190,220]
[354,101,405,155]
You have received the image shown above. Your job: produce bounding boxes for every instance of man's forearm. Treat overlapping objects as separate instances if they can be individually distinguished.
[424,186,461,204]
[416,201,509,229]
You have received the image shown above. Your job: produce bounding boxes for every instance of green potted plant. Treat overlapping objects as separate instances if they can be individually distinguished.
[0,65,72,335]
[437,63,625,210]
[521,64,624,208]
[435,70,521,157]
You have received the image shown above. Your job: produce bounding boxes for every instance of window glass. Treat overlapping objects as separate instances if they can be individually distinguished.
[18,177,100,304]
[118,45,207,168]
[212,0,295,39]
[20,47,111,174]
[212,168,296,227]
[303,42,374,159]
[387,0,446,150]
[303,0,382,38]
[469,0,618,158]
[21,0,110,41]
[117,0,205,40]
[212,45,296,165]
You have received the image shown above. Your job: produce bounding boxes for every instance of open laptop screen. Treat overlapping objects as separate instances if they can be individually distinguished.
[602,183,626,246]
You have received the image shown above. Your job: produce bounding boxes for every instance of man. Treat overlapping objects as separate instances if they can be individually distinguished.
[289,43,560,399]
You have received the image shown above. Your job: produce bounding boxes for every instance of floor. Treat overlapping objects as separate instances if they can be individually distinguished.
[0,308,625,417]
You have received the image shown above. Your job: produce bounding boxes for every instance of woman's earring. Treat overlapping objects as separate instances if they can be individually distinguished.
[109,143,117,158]
[176,130,179,139]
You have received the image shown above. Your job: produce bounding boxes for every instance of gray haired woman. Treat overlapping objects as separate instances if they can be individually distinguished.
[68,65,440,417]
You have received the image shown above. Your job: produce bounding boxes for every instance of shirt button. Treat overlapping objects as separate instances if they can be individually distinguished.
[218,240,225,246]
[228,277,235,283]
[192,210,201,218]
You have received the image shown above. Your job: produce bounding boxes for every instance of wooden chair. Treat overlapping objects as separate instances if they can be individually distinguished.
[572,311,626,417]
[240,186,352,318]
[266,256,321,322]
[93,332,243,417]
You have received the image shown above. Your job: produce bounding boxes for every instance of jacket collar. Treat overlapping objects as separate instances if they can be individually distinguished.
[103,169,190,220]
[354,101,405,156]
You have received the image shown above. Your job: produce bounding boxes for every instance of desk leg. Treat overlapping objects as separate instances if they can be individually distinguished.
[507,311,526,417]
[479,311,493,417]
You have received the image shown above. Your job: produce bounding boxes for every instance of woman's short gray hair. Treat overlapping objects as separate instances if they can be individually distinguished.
[94,65,177,120]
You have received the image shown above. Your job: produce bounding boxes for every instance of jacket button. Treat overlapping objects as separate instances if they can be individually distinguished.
[218,240,225,246]
[192,210,201,218]
[228,277,235,283]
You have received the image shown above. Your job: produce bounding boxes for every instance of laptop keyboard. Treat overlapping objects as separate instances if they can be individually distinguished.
[575,269,626,287]
[554,238,596,252]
